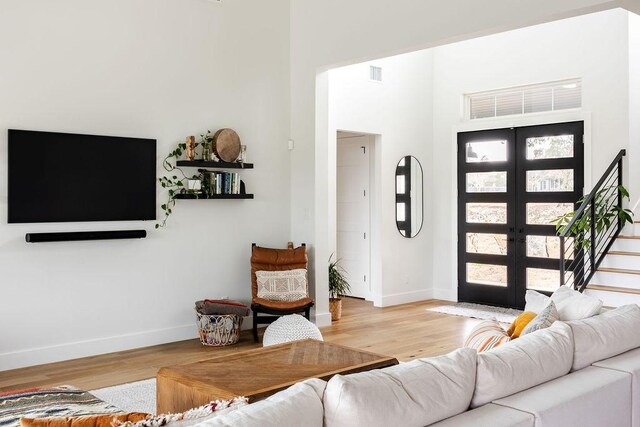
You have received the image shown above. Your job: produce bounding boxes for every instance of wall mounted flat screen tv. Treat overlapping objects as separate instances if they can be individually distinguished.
[8,130,157,223]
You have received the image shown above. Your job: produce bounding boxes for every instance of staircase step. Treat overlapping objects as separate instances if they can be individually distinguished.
[600,253,640,269]
[586,288,640,307]
[611,237,640,252]
[587,284,640,295]
[591,269,640,289]
[608,251,640,256]
[598,267,640,275]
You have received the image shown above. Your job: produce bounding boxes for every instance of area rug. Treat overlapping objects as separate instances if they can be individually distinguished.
[0,385,121,427]
[90,379,156,415]
[428,302,522,324]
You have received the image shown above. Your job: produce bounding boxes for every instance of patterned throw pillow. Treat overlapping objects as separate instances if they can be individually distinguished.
[507,311,537,339]
[464,319,511,352]
[113,397,248,427]
[0,385,121,427]
[21,413,149,427]
[521,301,559,336]
[256,269,308,302]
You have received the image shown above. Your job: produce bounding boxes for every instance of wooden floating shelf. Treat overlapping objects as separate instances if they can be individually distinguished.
[176,160,253,169]
[175,193,254,200]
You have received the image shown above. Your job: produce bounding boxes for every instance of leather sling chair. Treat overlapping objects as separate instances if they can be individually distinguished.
[250,242,314,342]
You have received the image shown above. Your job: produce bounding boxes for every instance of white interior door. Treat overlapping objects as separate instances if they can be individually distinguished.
[337,133,371,299]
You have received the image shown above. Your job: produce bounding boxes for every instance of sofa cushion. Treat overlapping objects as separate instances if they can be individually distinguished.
[593,347,640,427]
[430,403,534,427]
[471,321,573,408]
[323,348,477,427]
[494,366,632,427]
[192,379,325,427]
[567,304,640,371]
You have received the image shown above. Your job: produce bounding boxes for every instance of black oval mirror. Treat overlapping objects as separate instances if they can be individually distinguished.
[395,156,423,238]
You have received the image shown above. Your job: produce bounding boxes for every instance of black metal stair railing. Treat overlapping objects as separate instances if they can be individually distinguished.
[559,149,627,292]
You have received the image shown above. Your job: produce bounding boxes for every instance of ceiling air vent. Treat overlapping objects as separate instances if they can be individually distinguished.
[370,66,382,82]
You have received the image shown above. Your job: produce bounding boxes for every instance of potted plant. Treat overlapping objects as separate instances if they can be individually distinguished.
[553,185,633,248]
[328,254,351,321]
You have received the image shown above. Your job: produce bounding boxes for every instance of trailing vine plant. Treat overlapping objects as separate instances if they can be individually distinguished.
[156,131,214,229]
[553,185,633,249]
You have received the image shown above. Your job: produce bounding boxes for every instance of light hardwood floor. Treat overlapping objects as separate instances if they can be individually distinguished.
[0,298,479,392]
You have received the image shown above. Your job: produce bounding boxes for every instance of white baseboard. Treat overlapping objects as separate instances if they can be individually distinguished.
[314,311,332,328]
[378,289,434,307]
[433,287,458,302]
[0,324,198,372]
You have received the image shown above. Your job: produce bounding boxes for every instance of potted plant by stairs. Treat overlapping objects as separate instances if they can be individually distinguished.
[329,254,351,321]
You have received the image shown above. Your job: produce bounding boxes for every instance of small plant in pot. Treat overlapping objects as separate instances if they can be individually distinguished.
[328,254,351,321]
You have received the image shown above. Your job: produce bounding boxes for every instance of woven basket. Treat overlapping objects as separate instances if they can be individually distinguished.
[195,310,243,346]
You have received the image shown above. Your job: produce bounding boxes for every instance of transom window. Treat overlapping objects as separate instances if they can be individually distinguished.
[466,79,582,120]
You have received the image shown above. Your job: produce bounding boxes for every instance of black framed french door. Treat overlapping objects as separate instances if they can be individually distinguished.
[458,121,584,309]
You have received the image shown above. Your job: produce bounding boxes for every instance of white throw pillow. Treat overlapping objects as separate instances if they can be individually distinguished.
[323,348,477,427]
[567,304,640,371]
[471,321,574,408]
[551,286,603,321]
[525,287,602,321]
[524,290,550,314]
[255,269,308,301]
[193,379,326,427]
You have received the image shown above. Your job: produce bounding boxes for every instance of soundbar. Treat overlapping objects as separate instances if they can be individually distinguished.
[25,230,147,243]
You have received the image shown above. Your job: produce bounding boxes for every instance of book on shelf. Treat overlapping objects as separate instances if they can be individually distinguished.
[208,171,242,195]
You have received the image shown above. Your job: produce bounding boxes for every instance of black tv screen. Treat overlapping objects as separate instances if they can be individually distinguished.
[8,130,156,223]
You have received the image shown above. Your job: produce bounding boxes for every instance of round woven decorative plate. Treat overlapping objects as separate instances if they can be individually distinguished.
[212,128,241,162]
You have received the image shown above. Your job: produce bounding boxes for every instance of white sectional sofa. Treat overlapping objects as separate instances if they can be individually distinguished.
[195,304,640,427]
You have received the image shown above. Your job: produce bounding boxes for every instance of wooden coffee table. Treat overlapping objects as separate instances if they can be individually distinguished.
[156,339,398,413]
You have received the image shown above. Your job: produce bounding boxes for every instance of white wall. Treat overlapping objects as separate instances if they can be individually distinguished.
[431,9,631,299]
[290,0,632,326]
[0,0,291,370]
[629,12,640,212]
[328,51,434,306]
[325,9,633,305]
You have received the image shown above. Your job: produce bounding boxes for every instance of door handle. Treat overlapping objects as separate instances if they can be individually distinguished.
[508,237,515,242]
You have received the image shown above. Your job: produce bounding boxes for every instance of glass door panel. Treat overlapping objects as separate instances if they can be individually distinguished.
[515,121,584,300]
[458,128,516,307]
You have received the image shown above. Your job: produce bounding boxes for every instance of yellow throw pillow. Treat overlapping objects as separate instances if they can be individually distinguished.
[507,311,537,339]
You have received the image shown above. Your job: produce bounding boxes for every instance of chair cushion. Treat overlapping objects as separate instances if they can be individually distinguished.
[593,347,640,427]
[323,348,477,427]
[494,366,632,427]
[192,379,326,427]
[430,403,534,427]
[252,297,314,312]
[256,269,308,302]
[471,321,573,408]
[567,304,640,371]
